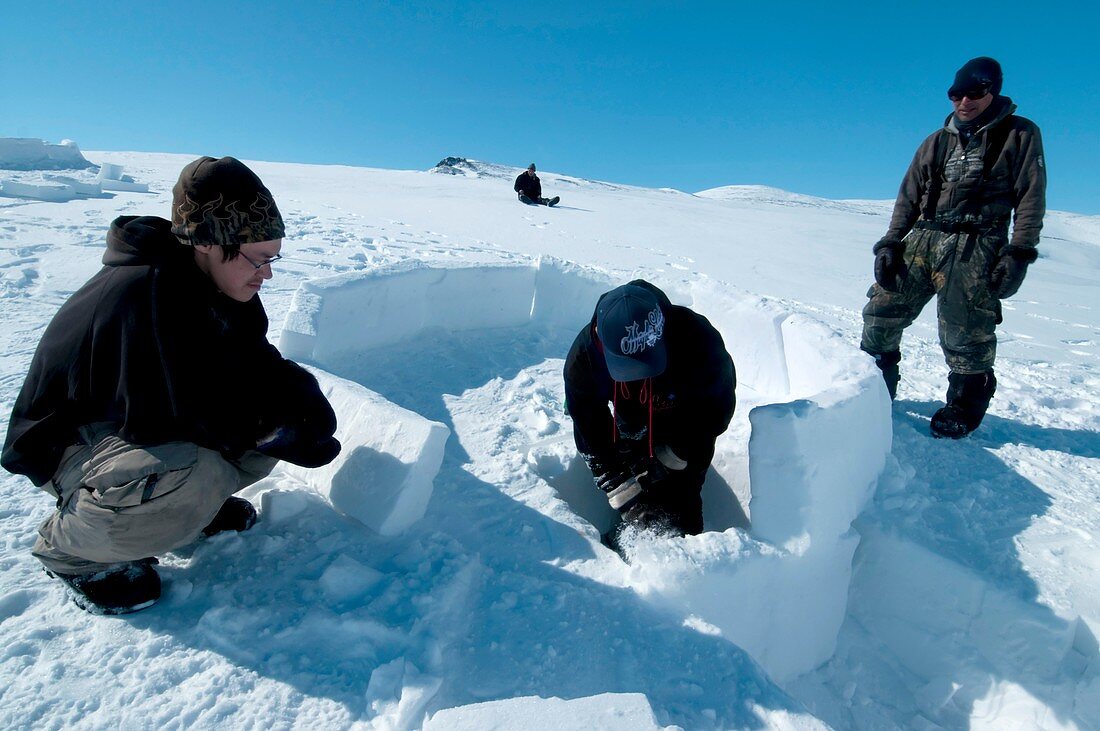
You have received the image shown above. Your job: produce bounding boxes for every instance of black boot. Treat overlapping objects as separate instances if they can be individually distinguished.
[202,496,258,536]
[930,371,997,439]
[48,559,161,615]
[865,349,901,400]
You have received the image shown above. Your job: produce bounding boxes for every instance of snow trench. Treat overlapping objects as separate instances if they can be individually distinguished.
[277,257,892,682]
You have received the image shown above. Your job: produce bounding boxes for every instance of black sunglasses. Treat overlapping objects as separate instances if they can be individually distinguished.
[948,83,992,102]
[238,251,282,270]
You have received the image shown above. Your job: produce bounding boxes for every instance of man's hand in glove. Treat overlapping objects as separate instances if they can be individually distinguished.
[989,246,1038,299]
[873,241,907,293]
[256,425,341,468]
[583,455,631,493]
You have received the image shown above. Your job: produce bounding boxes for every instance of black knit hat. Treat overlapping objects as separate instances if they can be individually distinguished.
[949,57,1003,97]
[596,283,668,381]
[171,156,285,246]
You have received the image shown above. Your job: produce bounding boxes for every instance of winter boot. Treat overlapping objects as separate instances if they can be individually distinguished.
[930,370,997,439]
[48,559,161,615]
[865,349,901,400]
[202,496,258,536]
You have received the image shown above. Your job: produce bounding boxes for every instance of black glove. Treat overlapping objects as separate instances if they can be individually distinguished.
[873,241,907,293]
[256,425,341,468]
[632,456,671,492]
[583,454,631,493]
[989,246,1038,299]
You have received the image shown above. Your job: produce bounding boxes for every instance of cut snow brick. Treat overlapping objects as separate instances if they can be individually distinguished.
[424,692,670,731]
[280,367,449,536]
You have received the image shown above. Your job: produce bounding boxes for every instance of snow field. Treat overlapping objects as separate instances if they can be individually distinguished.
[3,151,1097,728]
[278,257,891,681]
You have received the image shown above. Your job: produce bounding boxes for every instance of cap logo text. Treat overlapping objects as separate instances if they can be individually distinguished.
[620,307,665,355]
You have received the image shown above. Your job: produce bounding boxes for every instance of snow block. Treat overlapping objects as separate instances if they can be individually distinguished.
[96,165,150,192]
[424,693,669,731]
[746,314,890,548]
[280,367,449,536]
[0,180,79,202]
[748,390,889,548]
[629,529,860,683]
[98,178,150,193]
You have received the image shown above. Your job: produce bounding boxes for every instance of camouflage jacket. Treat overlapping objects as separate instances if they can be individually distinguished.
[879,96,1046,252]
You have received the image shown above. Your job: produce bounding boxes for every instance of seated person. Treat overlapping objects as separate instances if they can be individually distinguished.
[514,163,559,206]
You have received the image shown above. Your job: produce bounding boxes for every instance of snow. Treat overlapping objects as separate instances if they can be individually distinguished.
[0,151,1098,729]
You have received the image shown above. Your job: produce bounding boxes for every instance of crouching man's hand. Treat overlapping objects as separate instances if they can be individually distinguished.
[256,425,341,468]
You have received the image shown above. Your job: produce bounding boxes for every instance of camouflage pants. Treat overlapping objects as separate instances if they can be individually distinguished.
[861,227,1004,374]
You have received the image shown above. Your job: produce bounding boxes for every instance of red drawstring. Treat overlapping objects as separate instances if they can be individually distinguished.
[612,382,619,445]
[647,379,653,458]
[610,378,654,458]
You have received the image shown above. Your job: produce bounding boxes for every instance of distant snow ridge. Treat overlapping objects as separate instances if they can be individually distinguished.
[430,156,636,193]
[279,257,892,682]
[431,156,517,180]
[696,184,890,216]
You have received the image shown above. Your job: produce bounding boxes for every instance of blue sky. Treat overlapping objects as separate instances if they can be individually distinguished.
[3,2,1097,213]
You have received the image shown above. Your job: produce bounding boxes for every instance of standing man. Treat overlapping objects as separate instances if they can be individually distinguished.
[861,57,1046,438]
[564,280,735,542]
[2,156,341,614]
[514,163,560,206]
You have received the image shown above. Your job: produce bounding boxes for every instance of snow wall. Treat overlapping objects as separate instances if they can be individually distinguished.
[278,258,891,682]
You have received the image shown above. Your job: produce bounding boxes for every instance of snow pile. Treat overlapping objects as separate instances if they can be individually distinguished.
[279,257,891,680]
[0,137,93,170]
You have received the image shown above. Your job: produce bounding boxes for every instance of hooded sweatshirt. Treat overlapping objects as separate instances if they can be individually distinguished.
[2,216,338,486]
[563,280,736,472]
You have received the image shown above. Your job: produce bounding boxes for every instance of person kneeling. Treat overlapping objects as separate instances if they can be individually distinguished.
[563,280,736,547]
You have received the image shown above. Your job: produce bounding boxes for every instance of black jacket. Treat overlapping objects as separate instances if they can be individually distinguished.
[514,171,542,199]
[2,216,339,486]
[563,280,736,472]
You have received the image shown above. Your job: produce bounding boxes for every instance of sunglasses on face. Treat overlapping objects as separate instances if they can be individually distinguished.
[948,83,992,102]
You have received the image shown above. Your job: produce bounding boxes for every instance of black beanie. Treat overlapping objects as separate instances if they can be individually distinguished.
[949,57,1003,97]
[171,156,285,246]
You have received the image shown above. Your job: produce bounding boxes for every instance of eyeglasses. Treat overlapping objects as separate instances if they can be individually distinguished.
[238,251,282,270]
[948,83,992,102]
